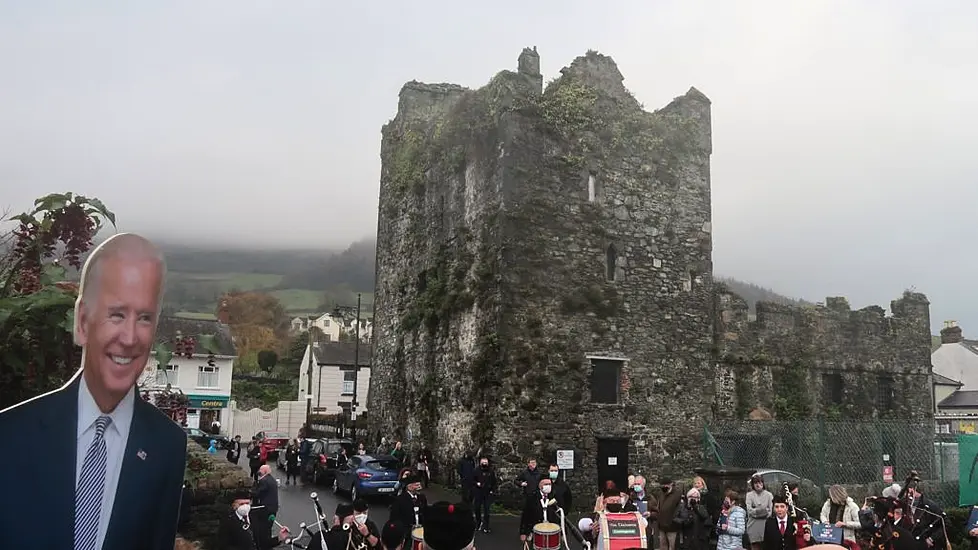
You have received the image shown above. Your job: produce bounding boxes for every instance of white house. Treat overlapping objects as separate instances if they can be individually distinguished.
[297,340,371,419]
[139,316,237,432]
[291,312,373,343]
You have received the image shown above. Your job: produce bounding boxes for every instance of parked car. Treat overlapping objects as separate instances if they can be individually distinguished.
[255,430,290,462]
[749,468,802,488]
[332,455,401,501]
[184,427,229,450]
[303,438,355,485]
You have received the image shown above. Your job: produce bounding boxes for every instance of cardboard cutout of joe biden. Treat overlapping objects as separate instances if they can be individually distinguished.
[0,233,187,550]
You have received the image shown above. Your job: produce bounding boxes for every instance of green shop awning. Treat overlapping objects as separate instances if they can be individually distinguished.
[186,395,230,409]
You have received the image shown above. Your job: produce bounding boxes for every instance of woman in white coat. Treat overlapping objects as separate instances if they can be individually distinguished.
[819,484,862,550]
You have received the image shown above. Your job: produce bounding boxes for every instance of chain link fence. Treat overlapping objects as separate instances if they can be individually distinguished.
[704,419,960,510]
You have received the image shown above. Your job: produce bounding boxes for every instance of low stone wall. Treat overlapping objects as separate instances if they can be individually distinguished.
[178,442,253,549]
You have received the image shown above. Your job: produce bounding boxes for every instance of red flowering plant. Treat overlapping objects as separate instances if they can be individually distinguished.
[143,332,220,426]
[0,193,116,410]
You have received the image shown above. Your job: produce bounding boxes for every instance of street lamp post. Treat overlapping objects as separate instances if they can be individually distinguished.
[305,322,314,427]
[334,293,362,420]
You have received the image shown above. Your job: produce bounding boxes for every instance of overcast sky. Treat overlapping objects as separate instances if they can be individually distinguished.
[1,1,975,333]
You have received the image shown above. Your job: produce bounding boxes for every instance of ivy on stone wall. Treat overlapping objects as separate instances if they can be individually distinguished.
[772,360,813,420]
[401,239,475,335]
[560,284,620,318]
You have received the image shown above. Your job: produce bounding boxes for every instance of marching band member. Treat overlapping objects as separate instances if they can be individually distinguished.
[762,494,810,550]
[423,502,478,550]
[382,521,409,550]
[216,489,290,550]
[391,474,428,547]
[322,503,361,550]
[354,498,383,550]
[519,477,561,543]
[588,487,646,549]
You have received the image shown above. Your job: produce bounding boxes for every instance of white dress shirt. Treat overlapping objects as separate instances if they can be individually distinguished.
[76,375,135,550]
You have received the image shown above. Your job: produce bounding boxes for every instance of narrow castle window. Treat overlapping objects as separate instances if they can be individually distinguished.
[877,376,894,411]
[605,245,617,281]
[587,174,597,202]
[589,358,623,404]
[682,270,693,292]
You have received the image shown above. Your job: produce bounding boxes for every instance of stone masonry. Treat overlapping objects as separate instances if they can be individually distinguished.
[369,48,714,509]
[368,48,935,510]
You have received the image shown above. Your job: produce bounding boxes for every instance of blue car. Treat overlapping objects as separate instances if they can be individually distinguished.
[332,454,401,501]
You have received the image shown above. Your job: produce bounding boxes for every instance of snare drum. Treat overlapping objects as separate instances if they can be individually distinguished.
[533,522,561,550]
[412,527,424,550]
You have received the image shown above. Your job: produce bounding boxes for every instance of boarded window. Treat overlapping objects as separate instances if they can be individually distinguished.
[877,376,894,411]
[589,358,623,404]
[822,373,843,405]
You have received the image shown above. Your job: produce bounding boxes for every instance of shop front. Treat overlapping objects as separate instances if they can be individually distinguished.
[185,394,230,432]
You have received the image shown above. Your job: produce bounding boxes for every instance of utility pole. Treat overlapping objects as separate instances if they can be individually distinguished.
[351,293,362,420]
[305,323,313,424]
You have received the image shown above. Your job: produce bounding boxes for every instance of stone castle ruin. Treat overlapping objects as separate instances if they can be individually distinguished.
[367,48,934,508]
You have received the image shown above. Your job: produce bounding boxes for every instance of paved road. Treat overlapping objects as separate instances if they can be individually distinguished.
[237,460,581,550]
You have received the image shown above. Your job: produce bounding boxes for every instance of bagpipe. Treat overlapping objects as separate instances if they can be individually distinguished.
[270,491,370,550]
[869,470,951,550]
[782,482,814,548]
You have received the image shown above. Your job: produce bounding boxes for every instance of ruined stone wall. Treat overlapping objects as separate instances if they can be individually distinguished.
[713,287,933,420]
[710,288,935,482]
[371,48,715,511]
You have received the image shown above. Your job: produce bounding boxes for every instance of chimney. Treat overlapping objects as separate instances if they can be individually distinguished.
[941,320,963,344]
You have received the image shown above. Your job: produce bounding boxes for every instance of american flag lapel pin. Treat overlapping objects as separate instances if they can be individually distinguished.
[137,449,147,461]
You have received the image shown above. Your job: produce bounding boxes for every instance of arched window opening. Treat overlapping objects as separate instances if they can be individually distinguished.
[606,245,618,281]
[587,174,597,202]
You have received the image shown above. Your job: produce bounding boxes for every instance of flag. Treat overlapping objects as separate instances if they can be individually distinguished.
[957,434,978,505]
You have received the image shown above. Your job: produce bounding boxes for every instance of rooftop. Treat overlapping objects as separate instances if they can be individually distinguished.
[156,316,237,356]
[313,341,372,367]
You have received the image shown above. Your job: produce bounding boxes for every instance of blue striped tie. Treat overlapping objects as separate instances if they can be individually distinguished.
[75,415,112,550]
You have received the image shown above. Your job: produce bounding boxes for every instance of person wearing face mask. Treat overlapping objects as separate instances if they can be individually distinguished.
[351,498,383,550]
[587,488,644,549]
[546,463,574,511]
[679,488,714,550]
[473,457,498,533]
[716,490,747,550]
[629,476,659,543]
[519,478,562,544]
[216,489,290,550]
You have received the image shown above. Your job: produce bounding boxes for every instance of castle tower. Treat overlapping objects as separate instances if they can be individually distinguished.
[370,49,713,510]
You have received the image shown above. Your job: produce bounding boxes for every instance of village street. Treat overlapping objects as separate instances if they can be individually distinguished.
[233,460,567,550]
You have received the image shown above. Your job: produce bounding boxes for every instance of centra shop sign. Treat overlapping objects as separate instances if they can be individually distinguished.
[186,395,230,409]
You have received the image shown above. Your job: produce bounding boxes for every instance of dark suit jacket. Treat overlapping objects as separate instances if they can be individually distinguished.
[390,491,427,533]
[218,512,280,550]
[0,371,188,550]
[762,516,798,550]
[252,474,279,513]
[520,494,561,535]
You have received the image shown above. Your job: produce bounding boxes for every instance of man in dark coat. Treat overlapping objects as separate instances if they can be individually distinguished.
[250,464,280,546]
[217,489,290,550]
[546,463,574,512]
[227,434,242,464]
[390,474,428,546]
[473,456,498,533]
[516,458,541,503]
[456,451,476,504]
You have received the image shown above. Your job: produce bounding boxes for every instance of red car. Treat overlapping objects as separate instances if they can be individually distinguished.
[255,431,290,462]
